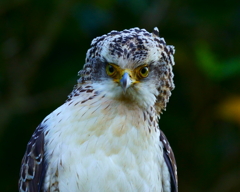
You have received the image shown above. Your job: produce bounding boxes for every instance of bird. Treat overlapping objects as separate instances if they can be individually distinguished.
[19,27,177,192]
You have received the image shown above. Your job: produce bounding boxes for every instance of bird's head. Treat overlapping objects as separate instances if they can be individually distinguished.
[77,27,175,113]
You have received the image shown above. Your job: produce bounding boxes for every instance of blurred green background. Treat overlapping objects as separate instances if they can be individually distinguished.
[1,0,240,191]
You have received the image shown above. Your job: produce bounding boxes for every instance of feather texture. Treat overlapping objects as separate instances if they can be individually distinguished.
[19,125,46,192]
[19,27,177,192]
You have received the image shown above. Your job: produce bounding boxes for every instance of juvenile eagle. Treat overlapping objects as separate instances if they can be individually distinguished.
[19,27,178,192]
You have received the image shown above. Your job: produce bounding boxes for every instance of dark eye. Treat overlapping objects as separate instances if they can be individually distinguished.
[139,66,149,78]
[106,64,116,76]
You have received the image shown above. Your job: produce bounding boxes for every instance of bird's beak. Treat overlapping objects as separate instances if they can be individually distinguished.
[120,72,132,93]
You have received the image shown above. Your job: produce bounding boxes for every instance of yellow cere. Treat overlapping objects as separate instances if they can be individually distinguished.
[106,63,149,83]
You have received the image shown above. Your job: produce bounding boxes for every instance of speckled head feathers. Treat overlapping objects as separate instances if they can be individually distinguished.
[85,27,175,66]
[75,27,175,113]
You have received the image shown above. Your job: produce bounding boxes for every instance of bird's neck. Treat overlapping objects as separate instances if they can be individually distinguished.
[44,94,163,192]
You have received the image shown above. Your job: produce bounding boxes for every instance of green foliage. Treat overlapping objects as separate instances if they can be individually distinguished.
[196,43,240,81]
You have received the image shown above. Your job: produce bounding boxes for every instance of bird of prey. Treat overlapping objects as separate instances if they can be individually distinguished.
[19,27,177,192]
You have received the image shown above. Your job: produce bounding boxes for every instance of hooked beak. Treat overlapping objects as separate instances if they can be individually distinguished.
[120,72,132,93]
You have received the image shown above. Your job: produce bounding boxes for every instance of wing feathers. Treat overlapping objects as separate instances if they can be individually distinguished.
[160,130,178,192]
[19,125,46,192]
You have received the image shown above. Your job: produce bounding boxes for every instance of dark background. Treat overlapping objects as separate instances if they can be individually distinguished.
[1,0,240,191]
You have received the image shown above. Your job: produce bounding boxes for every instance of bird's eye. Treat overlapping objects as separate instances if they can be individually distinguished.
[106,64,116,76]
[139,66,149,78]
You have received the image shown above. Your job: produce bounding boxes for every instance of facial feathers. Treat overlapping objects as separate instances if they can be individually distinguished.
[72,27,175,113]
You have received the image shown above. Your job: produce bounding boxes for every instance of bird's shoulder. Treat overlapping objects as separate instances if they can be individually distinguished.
[66,84,100,103]
[19,125,46,192]
[160,130,178,192]
[19,84,98,192]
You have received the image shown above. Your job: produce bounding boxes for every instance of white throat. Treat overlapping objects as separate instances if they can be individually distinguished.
[43,92,164,192]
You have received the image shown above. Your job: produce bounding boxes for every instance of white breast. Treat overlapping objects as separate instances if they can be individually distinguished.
[43,95,164,192]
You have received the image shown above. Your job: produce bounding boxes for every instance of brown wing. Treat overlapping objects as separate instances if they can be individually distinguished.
[160,130,178,192]
[19,125,47,192]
